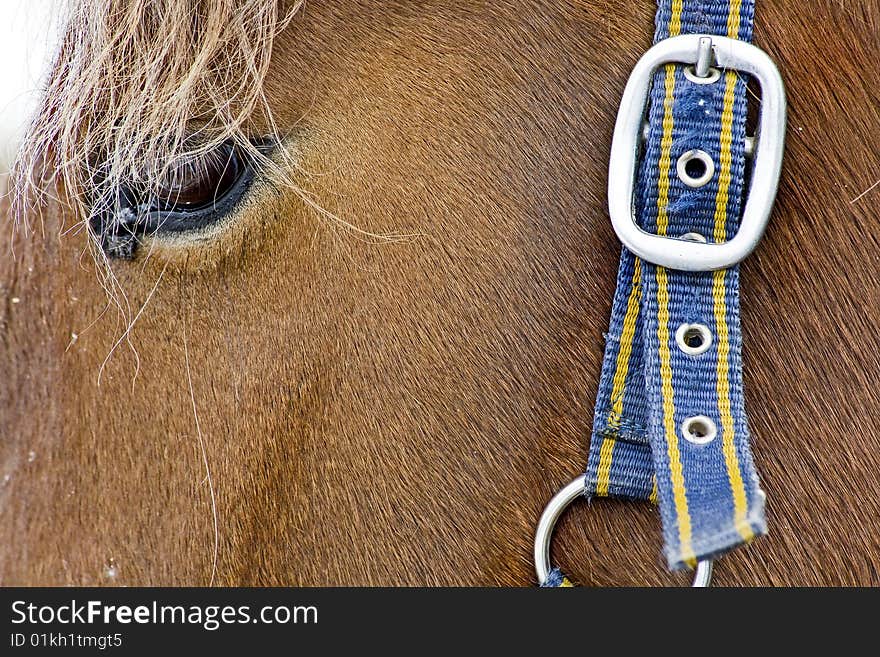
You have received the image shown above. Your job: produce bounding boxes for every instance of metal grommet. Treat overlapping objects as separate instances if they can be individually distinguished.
[680,232,707,243]
[534,474,713,587]
[681,416,718,445]
[676,149,715,187]
[675,323,713,355]
[683,65,722,84]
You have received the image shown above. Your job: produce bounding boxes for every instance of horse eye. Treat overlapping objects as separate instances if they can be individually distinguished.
[89,137,272,259]
[152,143,242,211]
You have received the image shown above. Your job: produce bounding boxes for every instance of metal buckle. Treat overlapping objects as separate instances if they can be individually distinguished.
[608,34,786,271]
[534,475,713,587]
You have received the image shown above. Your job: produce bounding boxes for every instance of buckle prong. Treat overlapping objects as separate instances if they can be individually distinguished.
[694,36,714,77]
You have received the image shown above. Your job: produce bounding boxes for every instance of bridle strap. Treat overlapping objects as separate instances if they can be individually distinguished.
[541,0,785,584]
[590,0,765,568]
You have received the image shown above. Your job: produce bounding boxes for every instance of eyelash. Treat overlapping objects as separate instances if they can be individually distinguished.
[89,138,273,259]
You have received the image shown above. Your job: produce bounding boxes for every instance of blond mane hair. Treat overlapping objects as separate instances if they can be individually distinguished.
[11,0,300,228]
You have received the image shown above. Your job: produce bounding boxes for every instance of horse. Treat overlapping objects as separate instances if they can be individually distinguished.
[2,0,880,586]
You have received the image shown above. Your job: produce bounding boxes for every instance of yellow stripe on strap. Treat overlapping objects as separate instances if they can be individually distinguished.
[726,0,744,38]
[656,266,696,565]
[655,66,677,237]
[711,69,754,542]
[670,0,683,36]
[712,271,753,540]
[596,259,644,495]
[595,437,616,497]
[654,51,695,565]
[609,259,643,423]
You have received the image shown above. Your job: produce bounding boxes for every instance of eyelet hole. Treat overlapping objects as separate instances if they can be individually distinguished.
[683,66,722,84]
[682,416,717,445]
[685,158,706,179]
[676,150,715,188]
[675,323,713,355]
[680,232,707,243]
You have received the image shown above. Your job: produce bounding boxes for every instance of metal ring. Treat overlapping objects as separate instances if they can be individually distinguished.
[534,474,713,587]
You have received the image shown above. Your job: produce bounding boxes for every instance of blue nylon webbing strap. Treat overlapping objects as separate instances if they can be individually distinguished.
[580,0,766,571]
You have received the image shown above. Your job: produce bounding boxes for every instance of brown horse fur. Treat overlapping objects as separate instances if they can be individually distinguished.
[2,0,880,586]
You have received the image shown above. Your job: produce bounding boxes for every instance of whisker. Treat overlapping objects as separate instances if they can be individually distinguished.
[183,313,219,588]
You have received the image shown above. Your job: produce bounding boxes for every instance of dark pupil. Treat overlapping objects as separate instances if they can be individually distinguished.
[154,145,239,209]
